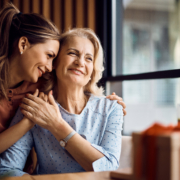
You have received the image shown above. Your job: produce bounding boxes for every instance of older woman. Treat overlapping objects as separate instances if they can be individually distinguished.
[0,28,123,177]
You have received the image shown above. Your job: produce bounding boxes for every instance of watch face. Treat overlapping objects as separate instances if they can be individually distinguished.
[60,140,66,147]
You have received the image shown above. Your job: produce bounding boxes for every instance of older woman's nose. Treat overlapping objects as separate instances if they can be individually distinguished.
[75,56,85,66]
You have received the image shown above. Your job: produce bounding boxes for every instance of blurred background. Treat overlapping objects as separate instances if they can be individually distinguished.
[1,0,180,135]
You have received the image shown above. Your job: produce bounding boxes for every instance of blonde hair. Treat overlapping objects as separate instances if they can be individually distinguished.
[41,28,105,97]
[0,3,60,99]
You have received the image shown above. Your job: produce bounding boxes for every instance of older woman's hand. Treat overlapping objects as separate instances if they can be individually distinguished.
[19,90,73,140]
[106,92,127,116]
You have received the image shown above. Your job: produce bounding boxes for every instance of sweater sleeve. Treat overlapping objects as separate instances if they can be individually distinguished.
[91,104,123,171]
[0,108,34,177]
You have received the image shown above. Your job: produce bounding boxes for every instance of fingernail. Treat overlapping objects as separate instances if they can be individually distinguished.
[51,90,53,95]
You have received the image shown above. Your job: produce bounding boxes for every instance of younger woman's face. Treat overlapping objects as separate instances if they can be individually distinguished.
[19,39,59,83]
[55,36,94,87]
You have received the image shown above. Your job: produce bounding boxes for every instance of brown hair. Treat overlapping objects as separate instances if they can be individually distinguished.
[0,3,60,99]
[42,28,105,98]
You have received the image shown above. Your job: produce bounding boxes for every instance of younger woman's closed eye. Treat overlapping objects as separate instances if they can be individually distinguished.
[47,54,53,58]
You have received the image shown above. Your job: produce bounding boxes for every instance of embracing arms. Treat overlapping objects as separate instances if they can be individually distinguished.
[0,117,34,154]
[0,90,125,155]
[0,90,39,154]
[20,92,123,171]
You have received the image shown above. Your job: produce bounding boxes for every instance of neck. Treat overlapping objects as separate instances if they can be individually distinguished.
[8,56,23,89]
[56,81,88,114]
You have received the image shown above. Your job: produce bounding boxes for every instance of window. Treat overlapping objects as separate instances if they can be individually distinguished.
[96,0,180,135]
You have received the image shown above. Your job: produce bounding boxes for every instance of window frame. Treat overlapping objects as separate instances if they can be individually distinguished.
[96,0,180,88]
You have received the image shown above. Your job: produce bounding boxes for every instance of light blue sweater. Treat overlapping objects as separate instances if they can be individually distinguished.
[0,94,123,177]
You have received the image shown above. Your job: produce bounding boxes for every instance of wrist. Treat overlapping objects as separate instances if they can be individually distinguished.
[59,130,77,147]
[50,119,74,141]
[21,117,35,128]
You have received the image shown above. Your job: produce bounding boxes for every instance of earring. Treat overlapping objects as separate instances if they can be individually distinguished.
[89,77,91,80]
[20,51,23,55]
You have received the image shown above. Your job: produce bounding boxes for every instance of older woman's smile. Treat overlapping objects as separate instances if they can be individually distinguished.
[69,68,85,75]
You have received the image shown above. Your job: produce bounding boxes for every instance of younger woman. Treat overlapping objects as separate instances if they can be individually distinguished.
[0,3,60,173]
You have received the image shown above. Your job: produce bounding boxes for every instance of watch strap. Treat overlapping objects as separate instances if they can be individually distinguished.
[64,130,76,143]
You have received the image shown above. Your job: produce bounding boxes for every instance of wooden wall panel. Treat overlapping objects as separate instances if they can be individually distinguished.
[87,0,95,31]
[23,0,30,13]
[53,0,61,31]
[32,0,40,13]
[42,0,50,19]
[12,0,20,9]
[64,0,73,31]
[76,0,84,28]
[0,0,96,33]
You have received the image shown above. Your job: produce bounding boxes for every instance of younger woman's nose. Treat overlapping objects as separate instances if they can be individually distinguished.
[45,61,53,72]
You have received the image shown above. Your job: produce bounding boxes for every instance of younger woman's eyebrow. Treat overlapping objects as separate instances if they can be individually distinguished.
[49,50,56,57]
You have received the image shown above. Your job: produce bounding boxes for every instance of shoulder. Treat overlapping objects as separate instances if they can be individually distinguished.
[87,94,123,116]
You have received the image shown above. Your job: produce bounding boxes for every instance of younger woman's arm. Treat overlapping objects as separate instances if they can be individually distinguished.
[0,89,39,154]
[0,118,34,153]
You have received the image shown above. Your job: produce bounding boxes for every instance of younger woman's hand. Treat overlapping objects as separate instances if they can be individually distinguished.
[20,89,40,128]
[106,92,127,116]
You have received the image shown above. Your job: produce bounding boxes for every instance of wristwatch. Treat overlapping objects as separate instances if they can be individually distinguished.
[59,130,76,147]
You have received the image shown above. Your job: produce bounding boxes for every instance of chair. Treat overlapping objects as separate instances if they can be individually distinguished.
[118,136,132,169]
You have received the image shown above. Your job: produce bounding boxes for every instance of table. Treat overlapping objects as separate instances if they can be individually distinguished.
[2,169,132,180]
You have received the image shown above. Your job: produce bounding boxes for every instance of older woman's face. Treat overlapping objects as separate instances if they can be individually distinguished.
[55,36,94,87]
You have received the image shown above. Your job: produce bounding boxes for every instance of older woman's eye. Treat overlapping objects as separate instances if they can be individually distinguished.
[87,57,93,61]
[68,52,77,56]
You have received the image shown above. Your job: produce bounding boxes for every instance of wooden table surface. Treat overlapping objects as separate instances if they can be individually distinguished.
[2,169,132,180]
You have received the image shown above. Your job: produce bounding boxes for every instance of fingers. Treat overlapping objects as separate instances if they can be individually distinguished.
[20,108,46,126]
[123,109,126,116]
[117,100,126,109]
[20,108,33,120]
[33,89,39,97]
[123,109,127,116]
[44,95,48,102]
[25,93,42,104]
[20,102,34,112]
[106,95,123,102]
[48,90,56,106]
[21,97,37,108]
[39,92,48,102]
[106,94,127,116]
